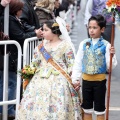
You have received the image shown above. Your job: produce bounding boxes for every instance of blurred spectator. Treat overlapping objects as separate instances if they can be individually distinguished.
[84,0,112,43]
[6,0,41,49]
[77,0,81,13]
[80,0,88,17]
[53,0,60,17]
[54,0,76,18]
[20,0,40,29]
[35,0,55,27]
[53,0,70,18]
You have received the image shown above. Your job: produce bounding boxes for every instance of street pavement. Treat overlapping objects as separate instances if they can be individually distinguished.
[70,9,120,120]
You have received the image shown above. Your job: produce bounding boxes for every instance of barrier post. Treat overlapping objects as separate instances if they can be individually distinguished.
[2,4,9,119]
[0,40,22,120]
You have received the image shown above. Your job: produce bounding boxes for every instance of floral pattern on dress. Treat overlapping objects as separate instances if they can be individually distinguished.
[16,40,82,120]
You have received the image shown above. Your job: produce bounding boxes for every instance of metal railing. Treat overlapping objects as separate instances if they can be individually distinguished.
[23,37,40,66]
[0,40,22,120]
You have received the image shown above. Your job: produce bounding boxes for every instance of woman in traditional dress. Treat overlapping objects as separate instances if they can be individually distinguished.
[16,17,82,120]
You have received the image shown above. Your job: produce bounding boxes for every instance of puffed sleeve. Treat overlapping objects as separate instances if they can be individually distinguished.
[64,44,75,75]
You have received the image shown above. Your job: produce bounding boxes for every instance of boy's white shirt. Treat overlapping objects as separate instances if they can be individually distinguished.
[84,0,93,25]
[71,38,117,83]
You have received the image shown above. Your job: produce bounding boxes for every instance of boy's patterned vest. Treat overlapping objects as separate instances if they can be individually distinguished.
[92,0,112,24]
[82,38,108,74]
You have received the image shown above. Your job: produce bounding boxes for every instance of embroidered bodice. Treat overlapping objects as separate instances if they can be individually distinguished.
[31,40,75,78]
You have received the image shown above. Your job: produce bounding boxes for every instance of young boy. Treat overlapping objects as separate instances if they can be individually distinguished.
[72,15,117,120]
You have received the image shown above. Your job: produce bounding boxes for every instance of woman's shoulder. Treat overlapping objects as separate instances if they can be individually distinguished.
[9,15,20,24]
[61,40,71,47]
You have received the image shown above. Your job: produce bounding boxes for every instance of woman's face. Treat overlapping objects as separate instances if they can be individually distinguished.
[54,0,60,9]
[16,9,22,17]
[42,24,54,40]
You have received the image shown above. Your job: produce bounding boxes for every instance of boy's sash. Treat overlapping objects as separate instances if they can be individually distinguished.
[38,43,74,89]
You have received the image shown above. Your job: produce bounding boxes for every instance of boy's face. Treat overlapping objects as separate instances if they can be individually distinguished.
[42,24,54,40]
[88,20,105,39]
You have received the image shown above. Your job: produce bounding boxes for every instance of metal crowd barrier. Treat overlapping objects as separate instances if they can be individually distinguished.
[23,37,40,66]
[0,40,22,120]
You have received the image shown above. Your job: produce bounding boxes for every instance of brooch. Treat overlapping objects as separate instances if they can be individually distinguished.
[86,42,91,49]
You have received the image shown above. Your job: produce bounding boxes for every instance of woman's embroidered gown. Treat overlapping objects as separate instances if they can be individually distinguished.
[16,40,82,120]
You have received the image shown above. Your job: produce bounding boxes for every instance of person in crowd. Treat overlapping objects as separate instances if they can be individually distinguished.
[53,0,61,17]
[76,0,81,13]
[16,18,82,120]
[84,0,113,43]
[80,0,88,17]
[5,0,42,50]
[20,0,40,29]
[54,0,75,17]
[35,0,55,28]
[0,0,4,16]
[72,15,117,120]
[0,0,42,119]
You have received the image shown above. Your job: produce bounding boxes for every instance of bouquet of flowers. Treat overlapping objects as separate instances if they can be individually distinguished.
[104,0,120,17]
[18,65,36,90]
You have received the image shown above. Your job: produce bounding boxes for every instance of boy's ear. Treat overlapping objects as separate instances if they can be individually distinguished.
[101,27,105,33]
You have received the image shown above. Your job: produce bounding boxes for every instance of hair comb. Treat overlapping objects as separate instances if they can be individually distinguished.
[52,22,59,27]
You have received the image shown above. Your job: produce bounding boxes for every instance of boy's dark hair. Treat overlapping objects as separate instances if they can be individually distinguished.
[88,14,106,29]
[44,20,62,36]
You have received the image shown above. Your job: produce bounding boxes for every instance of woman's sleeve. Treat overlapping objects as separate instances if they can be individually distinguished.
[9,19,36,44]
[64,44,75,75]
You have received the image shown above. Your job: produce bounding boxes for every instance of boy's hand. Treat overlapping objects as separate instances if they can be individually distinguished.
[73,80,81,91]
[110,46,115,54]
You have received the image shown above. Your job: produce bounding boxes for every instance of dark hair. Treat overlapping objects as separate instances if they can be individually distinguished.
[88,14,106,29]
[9,0,24,15]
[44,20,62,36]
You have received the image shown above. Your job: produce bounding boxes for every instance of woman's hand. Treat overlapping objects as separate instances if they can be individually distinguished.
[72,80,81,91]
[35,28,43,38]
[1,0,11,7]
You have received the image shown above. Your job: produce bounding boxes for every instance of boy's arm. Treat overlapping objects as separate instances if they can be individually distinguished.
[71,41,84,83]
[105,43,117,70]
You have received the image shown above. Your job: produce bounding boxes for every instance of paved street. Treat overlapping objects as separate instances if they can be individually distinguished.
[70,9,120,120]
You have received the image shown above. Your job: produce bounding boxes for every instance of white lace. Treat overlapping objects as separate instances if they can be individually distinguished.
[56,16,76,56]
